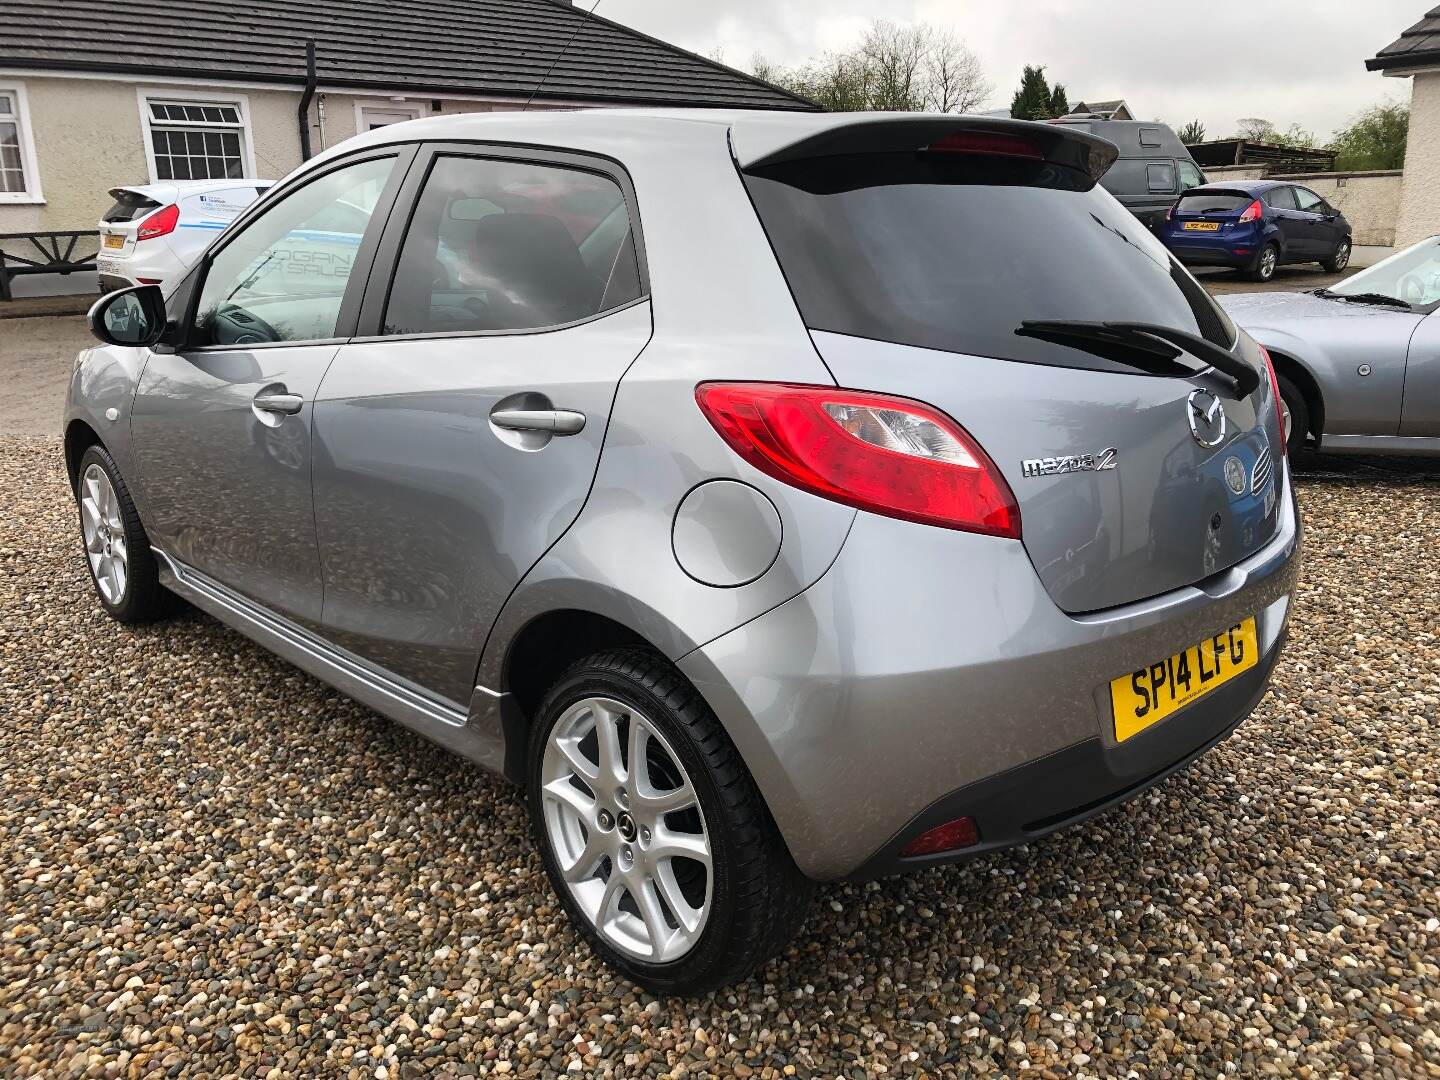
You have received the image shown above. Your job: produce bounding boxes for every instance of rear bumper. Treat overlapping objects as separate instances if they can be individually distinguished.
[680,462,1301,881]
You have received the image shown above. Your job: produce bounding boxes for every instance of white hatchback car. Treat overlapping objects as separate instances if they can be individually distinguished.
[96,179,272,293]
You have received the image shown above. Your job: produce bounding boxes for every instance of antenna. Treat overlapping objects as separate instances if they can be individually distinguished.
[524,0,603,110]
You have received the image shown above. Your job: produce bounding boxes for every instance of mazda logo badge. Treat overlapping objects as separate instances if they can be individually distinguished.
[1186,389,1226,448]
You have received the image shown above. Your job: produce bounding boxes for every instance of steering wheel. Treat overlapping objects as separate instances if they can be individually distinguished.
[1398,274,1428,306]
[211,302,282,346]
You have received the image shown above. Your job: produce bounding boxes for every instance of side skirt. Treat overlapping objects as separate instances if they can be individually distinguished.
[153,550,514,777]
[1318,434,1440,457]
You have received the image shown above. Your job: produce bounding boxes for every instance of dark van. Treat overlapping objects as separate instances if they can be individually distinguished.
[1051,119,1206,231]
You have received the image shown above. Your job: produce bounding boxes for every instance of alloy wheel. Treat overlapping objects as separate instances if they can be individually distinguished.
[540,696,712,963]
[80,463,128,604]
[1334,241,1351,270]
[1259,247,1277,279]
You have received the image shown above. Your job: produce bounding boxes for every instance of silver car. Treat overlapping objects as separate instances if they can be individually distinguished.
[1220,236,1440,456]
[67,110,1301,994]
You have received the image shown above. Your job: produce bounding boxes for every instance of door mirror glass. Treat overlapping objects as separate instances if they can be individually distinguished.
[87,284,167,347]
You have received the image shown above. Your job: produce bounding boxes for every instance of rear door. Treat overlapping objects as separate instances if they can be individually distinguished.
[1262,185,1305,255]
[1291,186,1331,256]
[312,145,652,705]
[742,132,1283,614]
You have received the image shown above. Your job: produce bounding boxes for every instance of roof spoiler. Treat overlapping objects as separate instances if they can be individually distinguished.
[735,115,1120,182]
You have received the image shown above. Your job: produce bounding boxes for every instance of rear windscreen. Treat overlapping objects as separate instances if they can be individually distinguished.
[743,151,1233,368]
[1175,192,1252,214]
[103,192,161,222]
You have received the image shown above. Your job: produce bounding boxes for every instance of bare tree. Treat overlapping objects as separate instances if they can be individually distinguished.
[749,20,989,113]
[923,25,990,113]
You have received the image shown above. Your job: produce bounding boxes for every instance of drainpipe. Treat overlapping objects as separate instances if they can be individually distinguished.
[298,40,317,161]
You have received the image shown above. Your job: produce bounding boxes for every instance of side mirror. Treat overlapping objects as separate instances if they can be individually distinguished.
[87,284,169,348]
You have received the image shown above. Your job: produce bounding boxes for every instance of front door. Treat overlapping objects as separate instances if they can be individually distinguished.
[130,151,406,625]
[312,148,652,704]
[1403,310,1440,436]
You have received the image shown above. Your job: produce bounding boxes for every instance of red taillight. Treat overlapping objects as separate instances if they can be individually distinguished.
[1260,345,1285,443]
[1166,204,1174,221]
[901,816,980,857]
[136,203,179,241]
[1238,199,1263,224]
[694,382,1021,538]
[925,131,1044,159]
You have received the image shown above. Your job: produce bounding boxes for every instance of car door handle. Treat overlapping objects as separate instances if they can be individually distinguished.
[489,408,586,435]
[253,390,304,415]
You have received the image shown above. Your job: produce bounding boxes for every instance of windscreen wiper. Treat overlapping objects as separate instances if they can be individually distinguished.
[1018,320,1260,397]
[1313,288,1411,310]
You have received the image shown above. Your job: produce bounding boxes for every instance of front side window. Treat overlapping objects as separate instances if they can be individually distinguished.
[144,97,249,180]
[1293,187,1326,214]
[1176,161,1204,191]
[383,155,642,336]
[1146,162,1176,193]
[0,87,39,199]
[192,155,396,347]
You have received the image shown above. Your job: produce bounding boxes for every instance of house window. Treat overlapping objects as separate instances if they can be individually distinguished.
[143,96,251,180]
[0,84,41,201]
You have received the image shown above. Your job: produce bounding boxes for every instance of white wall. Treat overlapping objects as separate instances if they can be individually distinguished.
[1395,71,1440,248]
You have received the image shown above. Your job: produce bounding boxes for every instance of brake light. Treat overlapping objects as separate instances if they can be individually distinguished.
[1238,199,1263,224]
[902,816,980,857]
[136,203,179,241]
[695,382,1020,538]
[1259,345,1285,441]
[1166,204,1174,221]
[925,131,1044,159]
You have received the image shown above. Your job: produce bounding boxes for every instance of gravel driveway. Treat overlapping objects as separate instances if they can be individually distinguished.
[3,436,1439,1078]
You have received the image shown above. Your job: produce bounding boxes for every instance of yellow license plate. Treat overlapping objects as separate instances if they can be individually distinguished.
[103,234,125,249]
[1110,617,1259,742]
[1182,221,1221,232]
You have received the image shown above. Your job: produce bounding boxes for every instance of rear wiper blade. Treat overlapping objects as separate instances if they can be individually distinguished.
[1313,288,1411,309]
[1016,320,1200,379]
[1018,320,1260,398]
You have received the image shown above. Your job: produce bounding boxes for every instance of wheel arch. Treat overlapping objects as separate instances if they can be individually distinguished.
[1264,347,1325,442]
[64,419,104,492]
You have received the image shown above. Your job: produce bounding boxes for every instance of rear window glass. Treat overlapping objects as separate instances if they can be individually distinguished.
[1176,192,1253,214]
[103,191,161,222]
[743,151,1233,370]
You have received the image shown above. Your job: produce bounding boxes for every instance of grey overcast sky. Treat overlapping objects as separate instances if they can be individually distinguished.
[597,0,1420,140]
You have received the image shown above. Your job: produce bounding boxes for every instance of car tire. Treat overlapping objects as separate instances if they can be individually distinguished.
[74,444,175,624]
[527,647,813,996]
[1322,237,1352,273]
[1248,243,1279,283]
[1276,375,1310,457]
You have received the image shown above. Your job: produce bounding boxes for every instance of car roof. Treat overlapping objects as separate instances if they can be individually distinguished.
[1185,178,1291,194]
[314,107,1117,175]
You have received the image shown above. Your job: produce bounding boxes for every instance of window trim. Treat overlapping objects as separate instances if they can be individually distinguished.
[136,86,257,184]
[178,144,420,353]
[352,140,650,343]
[0,80,43,204]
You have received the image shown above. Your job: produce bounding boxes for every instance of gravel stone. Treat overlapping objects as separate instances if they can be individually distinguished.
[2,433,1439,1077]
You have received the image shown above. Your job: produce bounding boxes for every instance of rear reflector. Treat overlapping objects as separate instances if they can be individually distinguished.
[901,816,980,857]
[136,203,179,241]
[924,131,1044,159]
[695,382,1021,538]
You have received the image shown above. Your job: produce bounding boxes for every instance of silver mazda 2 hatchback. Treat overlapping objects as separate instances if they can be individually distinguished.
[68,110,1301,994]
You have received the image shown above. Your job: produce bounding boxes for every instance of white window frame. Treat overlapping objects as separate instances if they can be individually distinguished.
[0,80,43,204]
[136,87,257,183]
[354,99,427,134]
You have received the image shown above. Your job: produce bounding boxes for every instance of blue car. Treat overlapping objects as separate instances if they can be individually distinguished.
[1161,179,1352,283]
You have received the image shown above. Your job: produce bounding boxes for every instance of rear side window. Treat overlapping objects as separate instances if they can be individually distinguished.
[383,155,642,336]
[743,151,1233,370]
[1146,162,1176,193]
[1138,127,1163,147]
[103,191,160,222]
[1176,191,1253,214]
[1264,187,1297,210]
